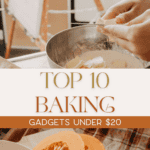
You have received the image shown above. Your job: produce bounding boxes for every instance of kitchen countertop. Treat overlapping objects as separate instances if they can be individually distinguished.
[8,51,50,69]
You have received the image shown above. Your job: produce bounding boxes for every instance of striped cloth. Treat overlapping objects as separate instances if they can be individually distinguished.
[1,128,150,149]
[0,128,10,140]
[75,128,150,150]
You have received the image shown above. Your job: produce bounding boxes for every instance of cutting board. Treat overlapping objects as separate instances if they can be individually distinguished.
[18,128,74,149]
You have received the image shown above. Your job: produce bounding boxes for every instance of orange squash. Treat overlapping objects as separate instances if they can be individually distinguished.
[33,131,85,150]
[80,134,105,150]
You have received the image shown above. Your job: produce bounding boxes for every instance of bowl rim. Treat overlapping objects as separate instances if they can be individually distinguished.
[45,25,144,69]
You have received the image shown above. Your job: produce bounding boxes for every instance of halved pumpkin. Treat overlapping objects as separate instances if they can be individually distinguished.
[33,131,85,150]
[80,134,105,150]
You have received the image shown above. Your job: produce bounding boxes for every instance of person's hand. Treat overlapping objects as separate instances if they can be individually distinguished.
[101,10,150,61]
[102,0,150,24]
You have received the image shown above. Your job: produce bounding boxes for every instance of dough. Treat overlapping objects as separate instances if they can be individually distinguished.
[65,50,143,68]
[66,56,84,68]
[108,60,127,68]
[83,56,105,68]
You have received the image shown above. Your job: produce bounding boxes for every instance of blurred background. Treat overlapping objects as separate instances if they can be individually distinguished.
[0,0,120,59]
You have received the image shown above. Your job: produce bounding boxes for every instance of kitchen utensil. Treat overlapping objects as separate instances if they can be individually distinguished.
[46,25,144,68]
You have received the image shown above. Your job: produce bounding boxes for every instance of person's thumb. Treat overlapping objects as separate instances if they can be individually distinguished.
[104,25,130,40]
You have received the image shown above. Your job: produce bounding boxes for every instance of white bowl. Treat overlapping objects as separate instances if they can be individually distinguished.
[0,140,31,150]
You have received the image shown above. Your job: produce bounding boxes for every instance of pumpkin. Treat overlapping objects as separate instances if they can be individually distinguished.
[33,131,85,150]
[80,134,105,150]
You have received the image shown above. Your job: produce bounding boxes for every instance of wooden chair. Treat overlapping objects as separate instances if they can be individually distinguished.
[5,0,49,59]
[94,0,104,11]
[0,1,6,57]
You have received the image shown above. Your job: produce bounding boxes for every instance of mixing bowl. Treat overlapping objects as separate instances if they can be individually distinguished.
[46,25,144,68]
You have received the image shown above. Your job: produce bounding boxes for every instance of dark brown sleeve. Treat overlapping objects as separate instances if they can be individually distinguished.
[2,128,42,142]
